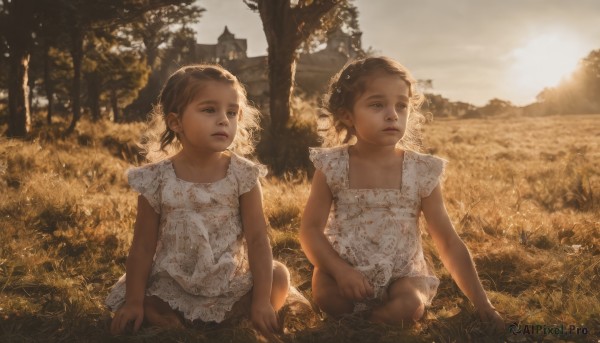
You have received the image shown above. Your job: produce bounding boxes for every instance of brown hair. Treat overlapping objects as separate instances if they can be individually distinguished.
[141,64,260,162]
[319,56,425,150]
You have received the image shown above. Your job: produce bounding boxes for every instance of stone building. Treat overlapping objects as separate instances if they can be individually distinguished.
[194,26,363,101]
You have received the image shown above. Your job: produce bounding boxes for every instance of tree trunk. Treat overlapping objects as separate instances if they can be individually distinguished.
[28,76,34,114]
[267,43,296,132]
[66,29,84,134]
[110,88,120,122]
[86,71,101,121]
[7,50,31,137]
[5,0,35,138]
[43,45,54,124]
[249,0,342,174]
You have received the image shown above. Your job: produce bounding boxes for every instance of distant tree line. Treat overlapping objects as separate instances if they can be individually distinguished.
[533,49,600,116]
[422,49,600,119]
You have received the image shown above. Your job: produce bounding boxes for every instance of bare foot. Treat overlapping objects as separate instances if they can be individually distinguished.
[144,296,185,330]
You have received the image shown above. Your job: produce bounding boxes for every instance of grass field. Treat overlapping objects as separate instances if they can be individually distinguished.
[1,114,598,342]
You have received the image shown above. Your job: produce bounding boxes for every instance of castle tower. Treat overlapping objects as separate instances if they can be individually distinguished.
[215,26,247,61]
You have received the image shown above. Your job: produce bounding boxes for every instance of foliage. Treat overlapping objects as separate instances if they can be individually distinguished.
[83,29,150,121]
[0,0,199,137]
[123,3,204,120]
[422,93,480,119]
[297,1,362,55]
[535,49,600,115]
[256,115,322,177]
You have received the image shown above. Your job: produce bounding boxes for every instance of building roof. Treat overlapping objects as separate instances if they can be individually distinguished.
[218,26,235,42]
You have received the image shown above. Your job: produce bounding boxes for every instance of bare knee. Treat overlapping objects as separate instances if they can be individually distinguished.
[312,268,353,316]
[272,261,291,289]
[385,294,425,324]
[271,261,290,310]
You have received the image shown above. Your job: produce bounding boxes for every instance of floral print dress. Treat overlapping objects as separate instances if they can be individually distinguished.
[105,153,267,323]
[309,145,445,311]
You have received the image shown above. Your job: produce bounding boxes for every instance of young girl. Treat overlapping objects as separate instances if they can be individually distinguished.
[106,64,289,340]
[299,57,504,331]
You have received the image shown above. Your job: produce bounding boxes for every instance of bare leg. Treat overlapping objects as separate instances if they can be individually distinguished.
[370,277,425,326]
[230,260,291,317]
[271,261,290,311]
[143,295,185,329]
[311,267,354,317]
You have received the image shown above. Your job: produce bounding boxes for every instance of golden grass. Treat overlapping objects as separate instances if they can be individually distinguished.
[1,114,598,342]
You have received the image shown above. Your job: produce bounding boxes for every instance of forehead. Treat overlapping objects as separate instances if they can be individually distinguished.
[360,72,410,99]
[189,79,240,103]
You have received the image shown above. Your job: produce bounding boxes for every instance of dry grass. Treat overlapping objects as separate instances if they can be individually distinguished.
[1,114,599,342]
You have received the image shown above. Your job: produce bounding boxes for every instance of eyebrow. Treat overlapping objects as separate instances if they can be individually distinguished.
[364,94,409,101]
[195,100,239,108]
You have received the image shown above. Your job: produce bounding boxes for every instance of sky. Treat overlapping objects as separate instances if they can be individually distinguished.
[193,0,600,106]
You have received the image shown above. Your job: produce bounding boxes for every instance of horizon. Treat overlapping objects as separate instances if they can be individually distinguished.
[193,0,600,107]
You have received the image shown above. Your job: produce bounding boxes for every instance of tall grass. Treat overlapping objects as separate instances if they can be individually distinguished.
[1,114,598,342]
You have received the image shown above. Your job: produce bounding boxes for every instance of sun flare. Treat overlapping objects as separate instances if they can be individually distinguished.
[509,32,586,95]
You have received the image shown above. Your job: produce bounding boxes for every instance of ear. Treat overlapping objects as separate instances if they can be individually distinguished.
[340,109,354,127]
[166,112,182,133]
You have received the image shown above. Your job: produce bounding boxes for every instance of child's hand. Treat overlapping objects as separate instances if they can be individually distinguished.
[250,301,282,342]
[335,267,374,301]
[110,302,144,335]
[477,304,505,334]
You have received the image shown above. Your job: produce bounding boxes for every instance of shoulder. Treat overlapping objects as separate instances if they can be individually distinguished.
[126,160,170,214]
[309,145,347,170]
[230,153,267,178]
[230,153,267,195]
[309,145,347,158]
[126,159,170,182]
[406,150,447,169]
[405,150,447,197]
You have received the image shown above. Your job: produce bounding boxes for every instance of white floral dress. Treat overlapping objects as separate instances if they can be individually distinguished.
[309,145,445,310]
[105,153,267,323]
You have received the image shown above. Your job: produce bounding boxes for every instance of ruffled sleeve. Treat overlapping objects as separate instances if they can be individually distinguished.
[126,162,164,214]
[309,146,346,194]
[415,153,447,198]
[232,154,268,195]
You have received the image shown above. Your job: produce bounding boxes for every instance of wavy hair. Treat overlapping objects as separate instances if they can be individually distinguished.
[140,64,261,162]
[319,56,425,151]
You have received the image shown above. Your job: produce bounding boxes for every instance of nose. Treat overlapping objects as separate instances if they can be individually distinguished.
[385,106,399,121]
[217,110,230,125]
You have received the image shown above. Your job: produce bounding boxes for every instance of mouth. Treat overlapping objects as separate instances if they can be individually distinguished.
[212,132,229,138]
[383,128,399,132]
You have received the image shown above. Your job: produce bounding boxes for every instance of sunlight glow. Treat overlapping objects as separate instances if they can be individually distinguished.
[509,32,586,94]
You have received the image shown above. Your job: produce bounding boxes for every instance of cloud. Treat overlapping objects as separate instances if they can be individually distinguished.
[355,0,600,105]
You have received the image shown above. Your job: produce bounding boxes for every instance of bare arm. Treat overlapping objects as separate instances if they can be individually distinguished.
[299,170,348,277]
[300,170,373,300]
[240,183,279,337]
[111,195,159,334]
[422,184,504,330]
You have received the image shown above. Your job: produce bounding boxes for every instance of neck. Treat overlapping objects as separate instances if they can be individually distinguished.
[175,148,226,169]
[351,140,400,159]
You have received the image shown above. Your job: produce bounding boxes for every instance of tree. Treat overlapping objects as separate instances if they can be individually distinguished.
[124,4,203,120]
[0,0,195,138]
[480,98,514,117]
[536,49,600,115]
[298,1,362,54]
[244,0,345,132]
[58,0,196,134]
[0,0,38,137]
